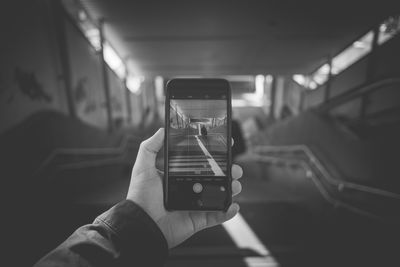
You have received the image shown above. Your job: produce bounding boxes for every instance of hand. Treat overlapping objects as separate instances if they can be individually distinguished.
[127,128,243,248]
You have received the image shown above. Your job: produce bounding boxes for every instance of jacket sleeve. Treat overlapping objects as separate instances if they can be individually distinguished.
[34,200,168,267]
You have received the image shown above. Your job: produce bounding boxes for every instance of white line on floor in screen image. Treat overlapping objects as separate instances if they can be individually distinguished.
[194,135,225,176]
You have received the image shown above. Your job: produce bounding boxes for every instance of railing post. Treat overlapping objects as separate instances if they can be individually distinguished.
[299,89,306,111]
[366,26,380,82]
[54,1,76,118]
[99,19,113,132]
[361,27,379,118]
[360,92,370,119]
[324,56,333,103]
[124,77,132,125]
[269,76,277,120]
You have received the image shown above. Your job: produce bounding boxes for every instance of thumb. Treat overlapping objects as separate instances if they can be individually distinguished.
[132,128,164,175]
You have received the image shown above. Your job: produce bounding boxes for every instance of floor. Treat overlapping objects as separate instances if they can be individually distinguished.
[25,151,400,267]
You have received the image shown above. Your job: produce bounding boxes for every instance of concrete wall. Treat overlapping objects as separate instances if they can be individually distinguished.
[140,79,160,127]
[303,84,326,110]
[329,56,369,98]
[373,34,400,79]
[129,91,144,126]
[266,76,306,121]
[281,78,304,116]
[0,0,68,134]
[108,68,127,127]
[65,18,108,129]
[0,0,147,134]
[302,34,400,111]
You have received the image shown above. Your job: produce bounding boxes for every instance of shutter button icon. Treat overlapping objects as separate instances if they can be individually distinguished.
[193,183,203,193]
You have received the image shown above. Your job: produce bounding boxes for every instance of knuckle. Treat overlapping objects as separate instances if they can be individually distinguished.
[139,140,148,149]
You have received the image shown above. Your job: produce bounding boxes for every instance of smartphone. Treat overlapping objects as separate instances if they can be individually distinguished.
[164,78,232,211]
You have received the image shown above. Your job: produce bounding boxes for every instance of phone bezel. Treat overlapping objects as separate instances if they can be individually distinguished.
[164,78,232,211]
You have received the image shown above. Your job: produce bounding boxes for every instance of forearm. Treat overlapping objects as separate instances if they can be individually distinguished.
[34,200,168,267]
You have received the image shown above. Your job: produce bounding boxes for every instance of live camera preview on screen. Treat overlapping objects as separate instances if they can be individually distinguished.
[169,99,227,177]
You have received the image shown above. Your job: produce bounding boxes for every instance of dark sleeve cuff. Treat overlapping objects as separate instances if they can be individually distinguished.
[94,200,168,266]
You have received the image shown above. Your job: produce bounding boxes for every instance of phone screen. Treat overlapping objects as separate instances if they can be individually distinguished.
[168,98,228,177]
[165,79,231,210]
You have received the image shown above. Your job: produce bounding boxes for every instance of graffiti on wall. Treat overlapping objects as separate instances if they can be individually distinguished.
[14,67,52,102]
[74,77,88,103]
[74,76,98,115]
[111,95,122,113]
[84,102,97,114]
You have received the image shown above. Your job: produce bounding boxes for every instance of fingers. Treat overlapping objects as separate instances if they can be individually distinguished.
[231,164,243,180]
[133,128,164,175]
[231,164,243,196]
[205,203,240,228]
[232,180,242,196]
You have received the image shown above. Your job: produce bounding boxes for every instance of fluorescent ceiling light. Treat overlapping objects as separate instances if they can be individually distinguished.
[126,75,144,94]
[78,10,87,21]
[293,74,306,86]
[155,76,164,100]
[232,99,248,107]
[85,28,101,51]
[103,43,126,79]
[255,74,265,98]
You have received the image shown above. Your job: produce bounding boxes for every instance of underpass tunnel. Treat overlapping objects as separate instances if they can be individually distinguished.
[1,0,400,266]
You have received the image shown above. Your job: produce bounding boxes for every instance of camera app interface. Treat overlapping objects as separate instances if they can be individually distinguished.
[169,97,227,177]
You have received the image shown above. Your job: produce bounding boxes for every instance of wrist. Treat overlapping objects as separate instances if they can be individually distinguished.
[95,200,169,264]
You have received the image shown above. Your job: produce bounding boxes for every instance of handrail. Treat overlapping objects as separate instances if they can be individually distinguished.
[54,155,129,171]
[34,134,141,174]
[249,154,385,221]
[251,145,400,221]
[319,78,400,112]
[253,145,400,200]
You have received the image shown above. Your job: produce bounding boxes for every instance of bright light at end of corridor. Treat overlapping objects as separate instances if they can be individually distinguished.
[155,76,164,100]
[240,74,265,106]
[255,75,265,97]
[232,99,248,107]
[265,75,273,83]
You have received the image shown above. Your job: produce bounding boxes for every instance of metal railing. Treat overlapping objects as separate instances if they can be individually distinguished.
[34,134,141,175]
[319,78,400,119]
[254,144,400,199]
[251,144,400,221]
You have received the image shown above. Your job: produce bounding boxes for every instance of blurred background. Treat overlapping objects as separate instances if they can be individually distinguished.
[1,0,400,266]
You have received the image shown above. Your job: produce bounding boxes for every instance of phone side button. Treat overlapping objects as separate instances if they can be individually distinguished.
[193,183,203,193]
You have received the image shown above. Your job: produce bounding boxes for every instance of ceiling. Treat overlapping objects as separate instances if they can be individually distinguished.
[172,99,226,118]
[80,0,399,77]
